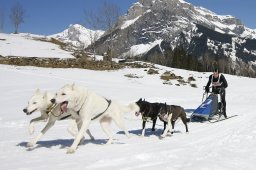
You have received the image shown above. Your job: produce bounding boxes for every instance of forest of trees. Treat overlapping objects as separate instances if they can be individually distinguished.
[140,47,256,77]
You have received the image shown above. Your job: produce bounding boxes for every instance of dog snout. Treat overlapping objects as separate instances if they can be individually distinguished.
[23,108,28,113]
[50,98,56,104]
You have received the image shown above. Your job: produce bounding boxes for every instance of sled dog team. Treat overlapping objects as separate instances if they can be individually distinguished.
[23,84,189,154]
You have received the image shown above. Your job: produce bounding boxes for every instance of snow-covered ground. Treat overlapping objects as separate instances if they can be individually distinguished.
[0,33,74,58]
[0,63,255,170]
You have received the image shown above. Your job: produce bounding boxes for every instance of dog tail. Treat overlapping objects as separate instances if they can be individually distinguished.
[121,102,140,113]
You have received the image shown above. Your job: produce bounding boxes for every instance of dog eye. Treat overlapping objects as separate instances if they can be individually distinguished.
[61,93,66,96]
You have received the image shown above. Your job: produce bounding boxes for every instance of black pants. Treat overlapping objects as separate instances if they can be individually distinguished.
[213,88,227,117]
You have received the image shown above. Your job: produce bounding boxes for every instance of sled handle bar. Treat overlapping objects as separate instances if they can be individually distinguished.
[203,86,224,93]
[202,86,224,102]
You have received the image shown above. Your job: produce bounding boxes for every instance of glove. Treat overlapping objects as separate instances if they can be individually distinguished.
[205,86,209,93]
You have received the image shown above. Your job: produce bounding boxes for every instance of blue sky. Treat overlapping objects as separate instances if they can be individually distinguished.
[0,0,255,35]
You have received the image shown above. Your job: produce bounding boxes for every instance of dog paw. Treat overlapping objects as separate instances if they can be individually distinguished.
[106,139,113,145]
[159,136,164,140]
[125,133,131,139]
[160,135,166,139]
[27,142,35,147]
[66,147,76,154]
[138,133,145,137]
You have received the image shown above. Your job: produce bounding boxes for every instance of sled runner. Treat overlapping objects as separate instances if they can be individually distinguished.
[209,114,238,123]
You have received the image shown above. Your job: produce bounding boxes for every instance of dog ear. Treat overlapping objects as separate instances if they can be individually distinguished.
[34,89,40,94]
[71,83,75,90]
[43,91,48,99]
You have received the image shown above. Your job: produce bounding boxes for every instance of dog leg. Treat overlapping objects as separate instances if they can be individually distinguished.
[75,119,94,142]
[28,116,46,134]
[28,123,35,135]
[86,129,95,141]
[111,113,130,138]
[181,116,189,133]
[67,120,90,154]
[141,129,145,137]
[161,113,172,138]
[67,120,78,137]
[152,119,156,131]
[100,117,113,144]
[162,122,167,134]
[141,121,146,137]
[75,119,84,145]
[170,120,175,134]
[161,122,169,138]
[69,120,93,145]
[27,132,43,147]
[27,119,56,147]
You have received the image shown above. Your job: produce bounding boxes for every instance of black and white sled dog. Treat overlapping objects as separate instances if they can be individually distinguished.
[158,103,189,138]
[23,89,94,148]
[135,98,166,136]
[51,84,139,154]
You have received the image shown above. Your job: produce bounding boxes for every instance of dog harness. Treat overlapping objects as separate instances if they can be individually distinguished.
[46,103,57,115]
[211,73,222,87]
[141,105,158,121]
[46,103,71,119]
[91,99,112,120]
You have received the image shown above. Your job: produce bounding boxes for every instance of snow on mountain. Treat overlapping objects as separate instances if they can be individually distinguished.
[51,24,104,48]
[92,0,256,76]
[96,0,256,57]
[0,24,105,58]
[192,6,256,39]
[0,33,74,58]
[121,15,142,30]
[1,63,256,170]
[113,0,256,50]
[123,39,163,57]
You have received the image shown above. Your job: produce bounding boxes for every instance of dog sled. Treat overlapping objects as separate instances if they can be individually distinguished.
[190,87,231,123]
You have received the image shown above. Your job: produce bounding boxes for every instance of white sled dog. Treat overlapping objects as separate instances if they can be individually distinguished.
[23,89,94,148]
[51,84,139,154]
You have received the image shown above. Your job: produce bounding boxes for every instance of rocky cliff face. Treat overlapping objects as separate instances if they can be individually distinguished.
[92,0,256,76]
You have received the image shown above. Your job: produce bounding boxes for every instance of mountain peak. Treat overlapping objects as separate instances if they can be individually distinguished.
[122,0,255,38]
[93,0,256,77]
[51,24,104,48]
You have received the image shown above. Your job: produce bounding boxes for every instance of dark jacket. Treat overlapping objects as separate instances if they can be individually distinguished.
[206,74,228,89]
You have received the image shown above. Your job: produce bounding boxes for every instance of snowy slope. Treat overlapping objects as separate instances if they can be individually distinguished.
[0,33,74,58]
[0,63,256,170]
[51,24,104,48]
